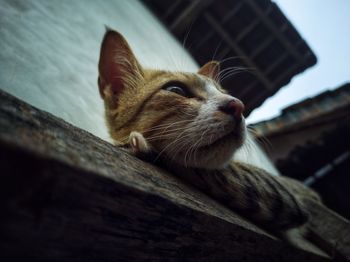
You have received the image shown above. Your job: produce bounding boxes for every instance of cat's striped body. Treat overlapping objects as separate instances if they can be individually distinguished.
[174,162,310,232]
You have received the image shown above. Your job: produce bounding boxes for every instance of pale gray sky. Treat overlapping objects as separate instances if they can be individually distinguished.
[247,0,350,124]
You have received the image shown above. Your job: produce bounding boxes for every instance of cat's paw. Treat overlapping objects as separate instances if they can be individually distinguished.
[129,131,151,155]
[129,131,157,162]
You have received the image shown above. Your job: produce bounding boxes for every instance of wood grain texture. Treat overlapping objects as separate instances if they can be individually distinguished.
[0,90,331,261]
[306,198,350,261]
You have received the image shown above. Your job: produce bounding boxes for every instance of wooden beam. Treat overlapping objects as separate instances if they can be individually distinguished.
[204,13,274,91]
[192,31,215,50]
[235,5,273,43]
[222,1,244,24]
[170,0,213,35]
[236,19,261,42]
[162,0,183,21]
[244,88,269,111]
[265,52,289,75]
[216,46,231,60]
[245,0,304,64]
[0,90,335,261]
[305,198,350,261]
[239,81,259,101]
[250,35,274,59]
[272,62,300,87]
[266,38,308,76]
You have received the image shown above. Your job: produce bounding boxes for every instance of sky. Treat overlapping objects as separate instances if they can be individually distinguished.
[246,0,350,124]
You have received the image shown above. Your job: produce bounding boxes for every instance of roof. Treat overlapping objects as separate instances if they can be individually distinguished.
[142,0,317,114]
[251,83,350,137]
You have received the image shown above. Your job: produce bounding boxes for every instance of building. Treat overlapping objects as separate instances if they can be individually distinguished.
[142,0,316,115]
[251,83,350,218]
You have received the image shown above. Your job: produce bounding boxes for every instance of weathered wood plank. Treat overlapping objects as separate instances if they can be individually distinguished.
[306,198,350,261]
[0,90,330,261]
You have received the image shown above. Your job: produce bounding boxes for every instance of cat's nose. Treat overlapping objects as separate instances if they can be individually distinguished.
[219,99,245,119]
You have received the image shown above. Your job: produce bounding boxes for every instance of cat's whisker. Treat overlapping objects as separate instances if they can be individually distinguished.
[178,20,197,72]
[220,70,256,83]
[219,67,256,82]
[154,127,192,162]
[182,19,195,52]
[240,134,261,158]
[158,120,193,136]
[154,122,206,164]
[218,68,247,82]
[248,131,273,154]
[194,122,214,165]
[139,119,193,134]
[146,123,188,135]
[178,110,197,117]
[169,138,191,164]
[116,126,187,145]
[180,119,218,166]
[211,40,223,62]
[146,131,186,141]
[144,124,199,141]
[218,67,251,78]
[191,124,211,166]
[146,131,189,142]
[184,137,196,167]
[247,127,270,143]
[218,65,256,76]
[146,120,210,142]
[219,55,247,64]
[179,134,198,167]
[220,71,247,83]
[213,56,246,80]
[154,31,180,72]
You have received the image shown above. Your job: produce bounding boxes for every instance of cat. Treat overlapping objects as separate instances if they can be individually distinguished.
[97,29,320,235]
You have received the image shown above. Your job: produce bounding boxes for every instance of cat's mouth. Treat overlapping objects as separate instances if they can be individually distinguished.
[198,128,244,150]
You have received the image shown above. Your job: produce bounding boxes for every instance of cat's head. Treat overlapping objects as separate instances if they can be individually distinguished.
[98,30,246,169]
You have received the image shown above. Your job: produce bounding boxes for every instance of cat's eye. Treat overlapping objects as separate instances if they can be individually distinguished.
[162,82,192,98]
[164,86,186,96]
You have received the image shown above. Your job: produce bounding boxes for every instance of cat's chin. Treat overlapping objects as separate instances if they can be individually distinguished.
[168,127,246,169]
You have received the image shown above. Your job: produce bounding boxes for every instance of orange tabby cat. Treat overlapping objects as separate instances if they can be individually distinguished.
[97,29,320,234]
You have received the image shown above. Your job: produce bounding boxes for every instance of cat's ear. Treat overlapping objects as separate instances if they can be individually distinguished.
[198,61,220,80]
[98,30,143,99]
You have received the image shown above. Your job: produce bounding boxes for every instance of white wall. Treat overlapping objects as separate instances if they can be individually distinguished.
[0,0,198,142]
[0,0,279,175]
